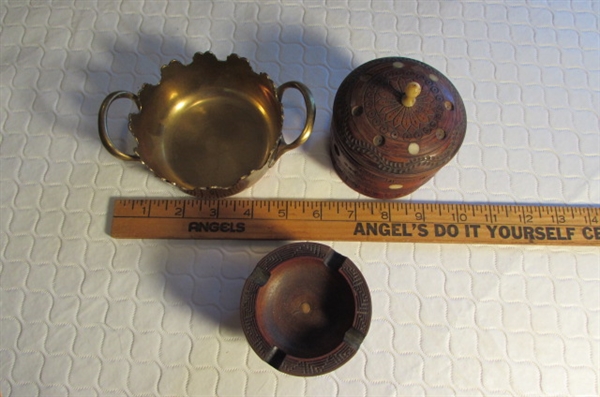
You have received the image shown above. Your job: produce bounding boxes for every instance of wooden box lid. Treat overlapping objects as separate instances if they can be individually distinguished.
[331,57,467,179]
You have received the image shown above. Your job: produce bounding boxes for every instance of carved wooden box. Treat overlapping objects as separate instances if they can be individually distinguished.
[330,57,467,199]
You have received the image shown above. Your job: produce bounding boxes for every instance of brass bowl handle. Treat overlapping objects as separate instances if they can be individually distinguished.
[272,81,316,163]
[98,91,142,161]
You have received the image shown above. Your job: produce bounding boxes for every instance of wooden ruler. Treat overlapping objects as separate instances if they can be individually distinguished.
[110,199,600,246]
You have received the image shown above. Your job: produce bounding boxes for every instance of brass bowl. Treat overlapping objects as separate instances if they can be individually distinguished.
[99,52,315,198]
[240,243,371,376]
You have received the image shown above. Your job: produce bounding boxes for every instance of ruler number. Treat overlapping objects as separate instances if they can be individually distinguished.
[313,210,321,219]
[381,211,390,220]
[174,207,183,217]
[552,215,566,224]
[209,208,218,217]
[278,209,287,218]
[585,215,598,224]
[519,214,533,224]
[243,209,251,217]
[452,213,467,222]
[485,214,497,223]
[347,210,355,219]
[415,212,425,221]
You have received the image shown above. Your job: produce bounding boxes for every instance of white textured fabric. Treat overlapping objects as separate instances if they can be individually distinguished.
[1,1,599,396]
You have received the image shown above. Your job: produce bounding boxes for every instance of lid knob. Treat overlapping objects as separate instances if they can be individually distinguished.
[401,81,421,108]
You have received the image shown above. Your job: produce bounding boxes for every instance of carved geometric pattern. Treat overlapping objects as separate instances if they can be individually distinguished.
[240,243,371,376]
[364,69,443,140]
[332,57,467,175]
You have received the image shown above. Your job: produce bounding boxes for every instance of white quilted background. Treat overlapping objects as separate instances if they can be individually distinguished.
[1,0,599,396]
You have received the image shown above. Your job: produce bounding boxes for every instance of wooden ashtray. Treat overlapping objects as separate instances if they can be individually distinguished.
[240,242,371,376]
[330,57,467,199]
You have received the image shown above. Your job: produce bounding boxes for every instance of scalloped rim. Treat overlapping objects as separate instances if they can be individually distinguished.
[127,51,284,197]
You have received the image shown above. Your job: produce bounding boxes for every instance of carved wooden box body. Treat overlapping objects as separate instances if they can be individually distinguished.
[330,57,467,199]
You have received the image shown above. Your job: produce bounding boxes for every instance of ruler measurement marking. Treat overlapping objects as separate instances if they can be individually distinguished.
[585,208,592,222]
[248,200,254,219]
[110,200,599,225]
[213,200,219,218]
[486,207,492,224]
[110,213,595,227]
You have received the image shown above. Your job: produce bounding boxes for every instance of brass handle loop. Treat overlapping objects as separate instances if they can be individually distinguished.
[98,91,141,161]
[273,81,316,163]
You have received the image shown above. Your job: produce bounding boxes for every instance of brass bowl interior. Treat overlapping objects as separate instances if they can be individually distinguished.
[255,256,356,359]
[131,56,282,190]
